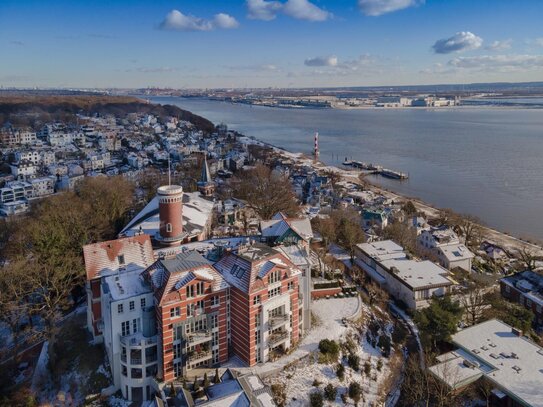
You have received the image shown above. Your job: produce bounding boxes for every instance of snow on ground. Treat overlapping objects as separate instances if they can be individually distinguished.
[267,299,394,406]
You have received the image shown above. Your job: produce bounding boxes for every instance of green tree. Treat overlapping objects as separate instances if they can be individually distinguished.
[203,372,210,389]
[214,368,221,384]
[414,295,463,350]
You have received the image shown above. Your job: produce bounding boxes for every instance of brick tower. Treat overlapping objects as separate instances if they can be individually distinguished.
[156,185,185,246]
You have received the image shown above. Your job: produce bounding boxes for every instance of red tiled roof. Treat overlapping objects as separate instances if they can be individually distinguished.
[83,234,154,281]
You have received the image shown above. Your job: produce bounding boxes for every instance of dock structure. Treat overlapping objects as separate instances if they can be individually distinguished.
[342,159,408,180]
[314,132,319,162]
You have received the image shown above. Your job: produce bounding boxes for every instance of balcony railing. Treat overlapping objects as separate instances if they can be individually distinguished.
[268,331,289,347]
[269,314,289,329]
[187,330,212,345]
[120,332,157,347]
[187,350,212,364]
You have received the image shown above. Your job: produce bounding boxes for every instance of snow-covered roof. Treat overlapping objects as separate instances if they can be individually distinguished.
[437,319,543,407]
[83,234,154,281]
[439,243,475,262]
[356,240,406,262]
[260,213,313,242]
[214,243,301,294]
[382,258,453,290]
[120,191,213,241]
[103,269,151,301]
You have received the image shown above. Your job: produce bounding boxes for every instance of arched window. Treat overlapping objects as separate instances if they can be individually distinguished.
[166,223,172,232]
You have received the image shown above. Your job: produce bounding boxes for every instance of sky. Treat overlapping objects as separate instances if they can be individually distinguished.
[1,0,543,89]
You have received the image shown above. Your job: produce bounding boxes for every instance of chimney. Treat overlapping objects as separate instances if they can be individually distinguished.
[156,185,184,246]
[511,327,522,337]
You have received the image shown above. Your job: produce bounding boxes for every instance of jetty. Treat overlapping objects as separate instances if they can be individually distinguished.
[342,159,408,180]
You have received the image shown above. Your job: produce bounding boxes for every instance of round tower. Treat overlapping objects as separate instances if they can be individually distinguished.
[156,185,184,246]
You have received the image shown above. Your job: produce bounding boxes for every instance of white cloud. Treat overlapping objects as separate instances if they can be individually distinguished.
[213,13,240,29]
[486,39,513,51]
[432,31,483,54]
[283,0,331,21]
[246,0,331,22]
[534,38,543,47]
[448,54,543,72]
[304,55,338,66]
[159,9,239,31]
[246,0,283,20]
[358,0,424,16]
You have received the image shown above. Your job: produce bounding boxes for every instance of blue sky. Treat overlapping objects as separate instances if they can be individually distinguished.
[1,0,543,88]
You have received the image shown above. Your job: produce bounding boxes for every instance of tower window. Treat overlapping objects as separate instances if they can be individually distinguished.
[166,223,172,233]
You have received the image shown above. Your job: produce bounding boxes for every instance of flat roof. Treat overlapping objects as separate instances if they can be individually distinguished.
[382,258,453,289]
[452,319,543,407]
[103,270,150,301]
[356,240,406,262]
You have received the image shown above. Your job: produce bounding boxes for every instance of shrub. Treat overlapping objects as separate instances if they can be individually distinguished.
[348,382,362,406]
[324,383,337,401]
[312,379,322,387]
[378,335,392,357]
[214,368,221,384]
[336,363,345,381]
[364,361,372,376]
[193,376,200,391]
[319,339,339,356]
[377,359,383,371]
[309,391,324,407]
[348,354,360,371]
[203,372,210,389]
[271,383,287,407]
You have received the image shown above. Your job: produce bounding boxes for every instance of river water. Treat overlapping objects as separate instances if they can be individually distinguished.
[150,97,543,240]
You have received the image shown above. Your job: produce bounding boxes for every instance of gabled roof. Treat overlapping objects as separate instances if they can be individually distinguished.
[143,250,229,305]
[83,234,154,281]
[260,213,313,242]
[214,243,301,294]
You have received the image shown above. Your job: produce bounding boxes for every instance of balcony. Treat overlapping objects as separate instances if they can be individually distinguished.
[269,314,289,329]
[187,350,212,365]
[187,330,212,346]
[268,331,289,347]
[120,332,157,348]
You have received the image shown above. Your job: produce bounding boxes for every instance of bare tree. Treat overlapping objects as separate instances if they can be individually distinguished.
[459,281,491,326]
[383,221,417,254]
[231,164,299,220]
[517,247,538,271]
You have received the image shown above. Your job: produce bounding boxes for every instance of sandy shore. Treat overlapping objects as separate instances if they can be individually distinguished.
[265,143,543,257]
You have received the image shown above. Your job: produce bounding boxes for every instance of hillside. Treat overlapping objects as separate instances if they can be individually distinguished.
[0,95,215,133]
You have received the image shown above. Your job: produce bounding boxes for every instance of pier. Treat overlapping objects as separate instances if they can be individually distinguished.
[343,159,408,180]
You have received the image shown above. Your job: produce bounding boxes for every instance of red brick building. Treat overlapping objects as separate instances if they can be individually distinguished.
[214,242,303,366]
[142,251,229,381]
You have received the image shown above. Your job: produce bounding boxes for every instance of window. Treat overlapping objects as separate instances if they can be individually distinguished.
[173,325,183,341]
[118,254,125,265]
[121,321,130,336]
[186,285,195,298]
[187,303,195,317]
[170,307,180,318]
[288,281,294,291]
[173,343,182,360]
[121,364,127,377]
[269,270,281,284]
[212,331,219,347]
[174,361,182,378]
[253,295,261,305]
[118,303,124,314]
[129,301,135,311]
[255,314,261,327]
[526,298,532,307]
[212,349,219,364]
[211,295,220,307]
[132,318,139,334]
[196,281,205,296]
[166,223,172,233]
[140,298,146,308]
[210,314,218,329]
[268,286,281,299]
[255,329,261,345]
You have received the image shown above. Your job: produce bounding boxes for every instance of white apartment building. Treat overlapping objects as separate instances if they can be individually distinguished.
[355,240,456,309]
[10,162,37,178]
[29,176,56,197]
[101,270,159,402]
[15,150,40,165]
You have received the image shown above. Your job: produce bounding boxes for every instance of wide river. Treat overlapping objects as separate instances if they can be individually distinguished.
[150,97,543,240]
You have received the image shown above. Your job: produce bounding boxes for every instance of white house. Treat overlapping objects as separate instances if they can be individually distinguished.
[417,227,474,272]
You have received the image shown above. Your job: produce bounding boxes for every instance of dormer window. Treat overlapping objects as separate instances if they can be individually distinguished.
[269,270,281,285]
[118,254,125,265]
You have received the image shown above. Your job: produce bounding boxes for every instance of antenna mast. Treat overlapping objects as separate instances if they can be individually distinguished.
[168,153,171,186]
